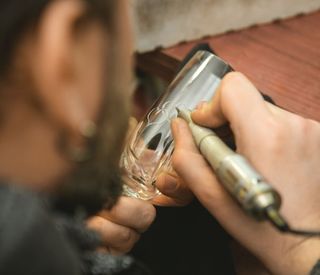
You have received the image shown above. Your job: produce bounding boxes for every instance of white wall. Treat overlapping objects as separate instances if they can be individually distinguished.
[130,0,320,53]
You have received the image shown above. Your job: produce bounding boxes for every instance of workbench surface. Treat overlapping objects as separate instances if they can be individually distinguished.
[137,11,320,121]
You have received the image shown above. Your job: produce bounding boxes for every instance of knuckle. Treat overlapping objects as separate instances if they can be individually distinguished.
[118,228,135,244]
[291,114,307,132]
[223,72,244,84]
[87,216,105,231]
[285,114,312,143]
[116,229,139,253]
[137,204,156,231]
[297,117,320,143]
[263,119,286,154]
[220,72,245,93]
[119,240,138,254]
[220,72,252,108]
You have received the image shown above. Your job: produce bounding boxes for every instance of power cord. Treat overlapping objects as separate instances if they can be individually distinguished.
[265,206,320,237]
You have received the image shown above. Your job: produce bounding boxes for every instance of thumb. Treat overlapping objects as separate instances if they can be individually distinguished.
[192,94,226,128]
[192,72,271,136]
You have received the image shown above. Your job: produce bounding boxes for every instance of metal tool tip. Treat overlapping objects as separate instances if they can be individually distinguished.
[176,108,192,123]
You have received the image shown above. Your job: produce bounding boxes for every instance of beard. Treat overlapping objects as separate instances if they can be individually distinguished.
[53,45,131,217]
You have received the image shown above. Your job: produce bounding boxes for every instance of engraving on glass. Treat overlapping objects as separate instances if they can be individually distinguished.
[120,51,232,199]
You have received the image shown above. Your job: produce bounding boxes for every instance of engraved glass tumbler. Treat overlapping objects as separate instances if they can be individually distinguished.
[120,51,232,200]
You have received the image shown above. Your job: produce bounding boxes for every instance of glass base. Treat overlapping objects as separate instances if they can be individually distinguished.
[122,180,162,200]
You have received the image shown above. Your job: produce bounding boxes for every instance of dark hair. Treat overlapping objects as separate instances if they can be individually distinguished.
[0,0,115,77]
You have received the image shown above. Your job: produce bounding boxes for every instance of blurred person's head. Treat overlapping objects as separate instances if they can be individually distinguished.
[0,0,134,214]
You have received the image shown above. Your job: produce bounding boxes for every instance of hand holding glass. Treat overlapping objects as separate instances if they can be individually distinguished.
[120,51,233,200]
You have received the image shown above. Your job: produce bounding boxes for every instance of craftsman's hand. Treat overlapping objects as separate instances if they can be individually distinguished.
[87,196,156,254]
[152,170,194,206]
[170,72,320,274]
[87,118,157,254]
[127,117,193,207]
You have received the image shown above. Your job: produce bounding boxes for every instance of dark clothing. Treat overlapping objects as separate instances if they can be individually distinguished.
[0,184,148,275]
[0,184,80,275]
[132,201,235,275]
[311,260,320,275]
[1,183,317,275]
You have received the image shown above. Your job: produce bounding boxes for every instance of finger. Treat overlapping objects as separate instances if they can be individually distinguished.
[172,95,281,251]
[155,173,193,206]
[171,146,284,261]
[170,117,233,213]
[192,72,271,135]
[152,194,191,207]
[171,118,199,154]
[172,146,222,202]
[87,216,140,254]
[98,196,156,233]
[171,112,246,217]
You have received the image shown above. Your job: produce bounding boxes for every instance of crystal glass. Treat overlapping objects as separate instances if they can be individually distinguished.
[120,51,233,199]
